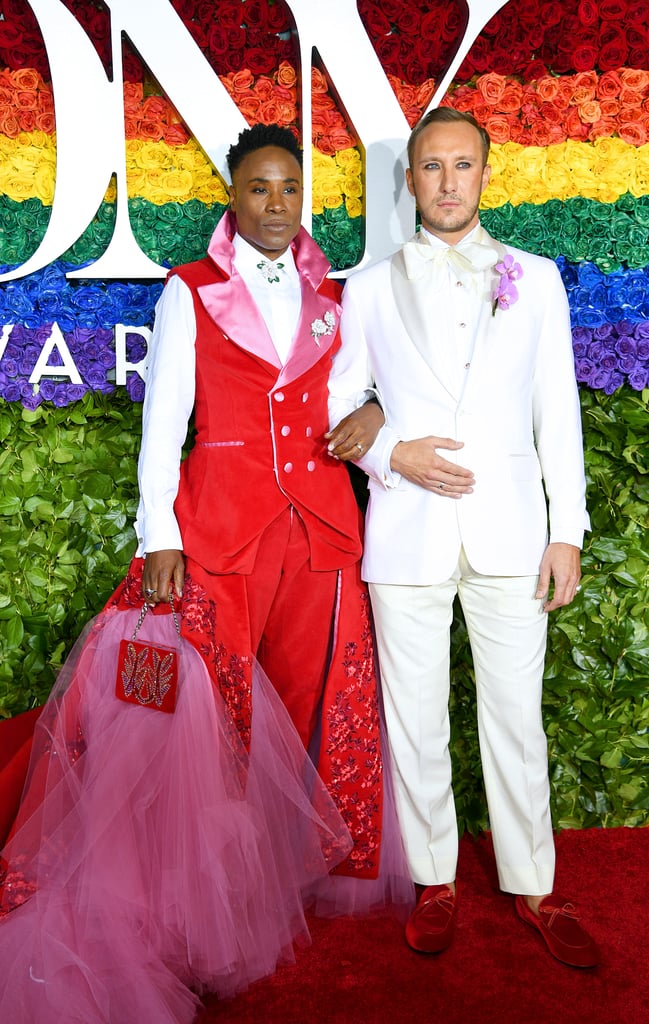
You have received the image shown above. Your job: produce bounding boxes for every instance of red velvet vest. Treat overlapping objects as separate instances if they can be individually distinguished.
[172,258,362,574]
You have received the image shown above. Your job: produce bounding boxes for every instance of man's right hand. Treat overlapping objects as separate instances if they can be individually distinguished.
[390,437,475,498]
[142,549,185,603]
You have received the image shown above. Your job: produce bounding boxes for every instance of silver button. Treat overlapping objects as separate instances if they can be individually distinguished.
[274,391,285,402]
[284,462,293,473]
[281,425,290,436]
[307,460,316,472]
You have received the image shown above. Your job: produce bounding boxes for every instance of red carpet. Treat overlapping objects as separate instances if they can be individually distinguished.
[201,828,649,1024]
[2,716,647,1023]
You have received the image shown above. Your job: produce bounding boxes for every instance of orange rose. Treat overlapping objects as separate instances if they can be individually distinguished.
[618,68,649,94]
[315,137,336,156]
[163,124,190,146]
[415,79,436,109]
[598,97,620,116]
[571,70,598,102]
[274,84,297,103]
[260,100,281,124]
[0,108,20,137]
[40,88,53,113]
[0,85,11,105]
[450,89,475,113]
[123,81,144,113]
[141,96,171,122]
[499,81,524,114]
[254,77,274,102]
[328,126,356,150]
[483,114,513,144]
[578,100,602,124]
[12,68,41,92]
[140,120,163,141]
[230,69,255,93]
[476,72,507,106]
[618,121,648,146]
[273,101,297,126]
[526,120,557,146]
[597,70,622,99]
[311,68,328,94]
[35,111,55,133]
[18,110,36,131]
[472,101,491,125]
[587,117,621,141]
[555,78,575,108]
[535,77,562,104]
[124,116,140,140]
[538,102,564,126]
[276,61,297,88]
[15,89,37,110]
[237,96,262,121]
[564,107,590,141]
[219,74,235,97]
[312,92,336,112]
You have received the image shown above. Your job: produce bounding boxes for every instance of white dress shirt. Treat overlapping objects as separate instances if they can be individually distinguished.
[134,233,301,555]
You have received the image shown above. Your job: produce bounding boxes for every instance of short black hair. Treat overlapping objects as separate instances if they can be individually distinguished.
[226,123,303,177]
[407,108,491,168]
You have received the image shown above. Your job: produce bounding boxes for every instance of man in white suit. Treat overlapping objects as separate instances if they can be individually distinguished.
[327,108,598,967]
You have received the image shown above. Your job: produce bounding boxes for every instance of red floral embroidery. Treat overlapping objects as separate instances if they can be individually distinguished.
[322,590,384,878]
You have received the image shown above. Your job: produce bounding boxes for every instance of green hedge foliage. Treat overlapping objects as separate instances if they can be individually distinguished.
[1,387,647,832]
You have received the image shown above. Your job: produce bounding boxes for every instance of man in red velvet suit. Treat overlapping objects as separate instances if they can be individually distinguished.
[132,123,390,882]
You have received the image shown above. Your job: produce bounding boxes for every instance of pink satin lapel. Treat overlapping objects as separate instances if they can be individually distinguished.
[197,271,282,370]
[277,284,341,386]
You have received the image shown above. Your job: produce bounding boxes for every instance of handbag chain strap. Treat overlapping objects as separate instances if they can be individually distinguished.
[131,593,181,641]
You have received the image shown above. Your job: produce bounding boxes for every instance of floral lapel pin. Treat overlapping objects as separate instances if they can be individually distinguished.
[492,253,523,315]
[310,310,336,346]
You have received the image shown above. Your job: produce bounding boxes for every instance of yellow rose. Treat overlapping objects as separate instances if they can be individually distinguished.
[322,193,344,209]
[630,143,649,198]
[345,196,362,218]
[129,140,172,170]
[343,175,362,199]
[3,172,35,201]
[161,168,194,200]
[125,167,148,196]
[34,161,55,204]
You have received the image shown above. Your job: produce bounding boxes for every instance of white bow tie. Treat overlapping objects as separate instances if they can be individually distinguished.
[402,237,500,291]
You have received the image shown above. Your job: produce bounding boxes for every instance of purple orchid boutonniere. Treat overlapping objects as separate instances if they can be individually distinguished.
[492,254,523,316]
[311,310,336,347]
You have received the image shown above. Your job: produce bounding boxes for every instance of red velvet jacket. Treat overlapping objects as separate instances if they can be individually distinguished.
[171,213,362,574]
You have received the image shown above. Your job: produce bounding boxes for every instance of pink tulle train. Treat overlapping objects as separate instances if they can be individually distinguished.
[0,605,372,1023]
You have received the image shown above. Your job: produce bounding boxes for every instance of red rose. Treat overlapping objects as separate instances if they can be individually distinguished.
[598,25,629,71]
[599,0,630,18]
[577,0,599,28]
[360,2,392,39]
[570,43,600,73]
[375,34,402,75]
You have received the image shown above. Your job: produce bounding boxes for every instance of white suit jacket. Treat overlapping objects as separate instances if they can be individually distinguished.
[329,230,590,585]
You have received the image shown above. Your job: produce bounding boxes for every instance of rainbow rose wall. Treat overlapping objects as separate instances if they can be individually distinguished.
[0,0,647,834]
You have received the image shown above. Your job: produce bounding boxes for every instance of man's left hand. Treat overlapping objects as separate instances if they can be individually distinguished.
[536,542,582,612]
[325,401,385,461]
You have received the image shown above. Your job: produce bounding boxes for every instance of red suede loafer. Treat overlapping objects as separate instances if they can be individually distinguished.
[515,894,599,968]
[405,883,457,953]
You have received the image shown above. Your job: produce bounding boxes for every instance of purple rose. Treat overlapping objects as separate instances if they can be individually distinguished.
[628,366,649,390]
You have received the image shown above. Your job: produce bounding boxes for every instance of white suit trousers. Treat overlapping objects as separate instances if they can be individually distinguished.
[370,549,555,896]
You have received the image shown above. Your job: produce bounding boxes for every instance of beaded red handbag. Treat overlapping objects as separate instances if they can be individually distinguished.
[115,598,180,714]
